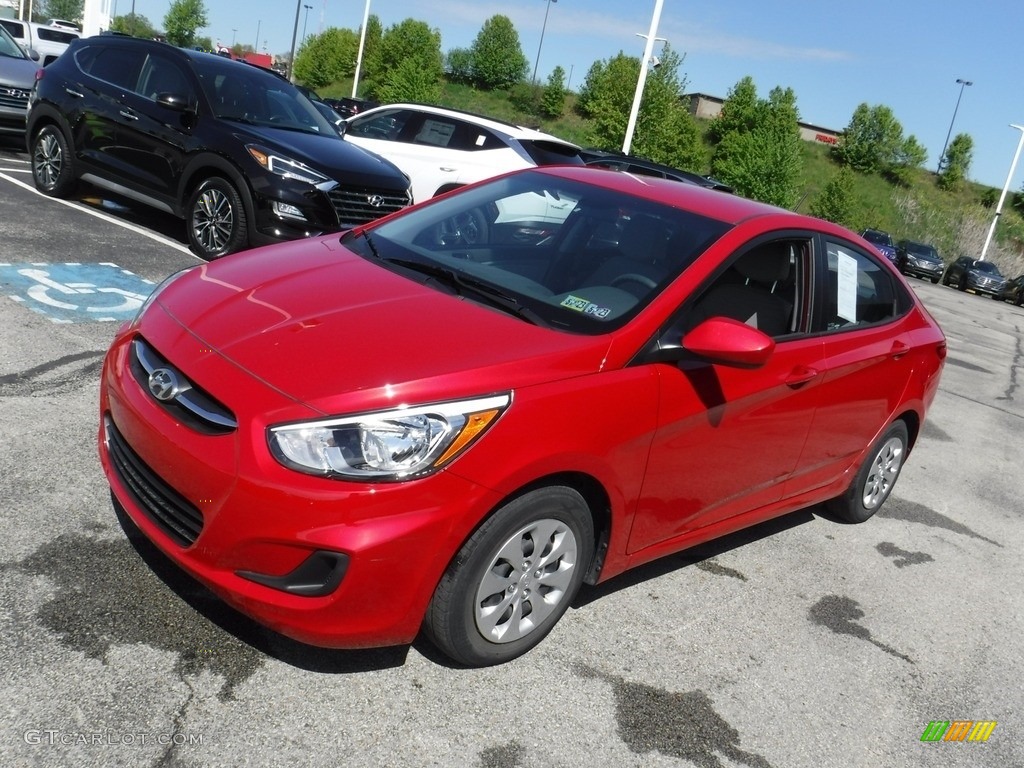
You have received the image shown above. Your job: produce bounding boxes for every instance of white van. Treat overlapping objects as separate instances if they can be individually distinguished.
[0,18,79,65]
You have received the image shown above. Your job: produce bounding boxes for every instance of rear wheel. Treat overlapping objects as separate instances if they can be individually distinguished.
[827,421,908,523]
[31,125,76,197]
[425,486,593,666]
[187,177,248,260]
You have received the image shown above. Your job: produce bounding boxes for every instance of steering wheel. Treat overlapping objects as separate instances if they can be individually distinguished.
[611,273,658,291]
[434,209,489,247]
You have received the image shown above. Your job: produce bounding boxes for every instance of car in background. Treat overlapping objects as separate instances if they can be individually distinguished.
[322,95,378,119]
[26,36,411,259]
[942,256,1008,298]
[0,17,78,66]
[895,239,944,283]
[46,19,81,32]
[860,228,898,263]
[343,103,583,203]
[996,274,1024,306]
[0,21,39,137]
[579,148,734,192]
[98,165,945,667]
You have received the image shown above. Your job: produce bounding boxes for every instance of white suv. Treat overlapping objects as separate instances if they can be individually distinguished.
[343,103,582,203]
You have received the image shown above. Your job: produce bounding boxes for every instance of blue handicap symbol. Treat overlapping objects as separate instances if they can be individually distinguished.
[0,262,157,323]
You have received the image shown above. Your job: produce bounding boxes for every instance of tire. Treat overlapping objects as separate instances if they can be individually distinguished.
[1015,293,1023,307]
[930,276,940,284]
[957,274,968,291]
[942,272,951,286]
[187,177,248,259]
[425,486,594,667]
[30,124,76,197]
[827,421,909,524]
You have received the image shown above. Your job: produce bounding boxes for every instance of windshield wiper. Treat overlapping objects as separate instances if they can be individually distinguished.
[383,257,546,326]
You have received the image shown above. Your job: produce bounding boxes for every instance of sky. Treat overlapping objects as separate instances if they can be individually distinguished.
[117,0,1024,191]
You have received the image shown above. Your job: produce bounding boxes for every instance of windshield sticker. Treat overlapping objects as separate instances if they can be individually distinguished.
[836,249,858,323]
[561,295,611,318]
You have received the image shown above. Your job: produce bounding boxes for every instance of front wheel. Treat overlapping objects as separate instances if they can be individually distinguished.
[187,177,248,259]
[31,124,76,197]
[930,276,941,284]
[827,421,908,523]
[425,486,594,667]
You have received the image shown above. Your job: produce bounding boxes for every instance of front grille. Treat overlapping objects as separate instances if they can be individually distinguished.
[328,186,411,227]
[129,337,237,434]
[0,87,31,111]
[104,416,204,547]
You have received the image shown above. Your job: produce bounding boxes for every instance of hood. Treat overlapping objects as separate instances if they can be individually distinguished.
[233,124,409,191]
[0,55,39,90]
[154,237,610,413]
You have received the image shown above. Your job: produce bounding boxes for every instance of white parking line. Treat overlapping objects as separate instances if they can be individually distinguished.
[0,171,198,257]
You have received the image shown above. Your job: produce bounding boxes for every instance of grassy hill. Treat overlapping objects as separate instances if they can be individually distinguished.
[324,78,1024,278]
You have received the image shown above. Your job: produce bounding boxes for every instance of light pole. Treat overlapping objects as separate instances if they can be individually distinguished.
[622,0,665,154]
[288,0,302,82]
[937,78,972,173]
[352,0,372,98]
[231,29,237,47]
[254,20,260,56]
[531,0,557,84]
[302,4,312,44]
[979,124,1024,261]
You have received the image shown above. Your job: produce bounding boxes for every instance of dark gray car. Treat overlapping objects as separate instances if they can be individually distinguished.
[0,22,39,137]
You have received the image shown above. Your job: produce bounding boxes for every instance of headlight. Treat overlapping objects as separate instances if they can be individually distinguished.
[246,145,330,185]
[268,394,511,481]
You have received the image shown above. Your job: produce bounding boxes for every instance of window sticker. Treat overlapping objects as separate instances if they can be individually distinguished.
[415,120,455,147]
[474,134,486,147]
[560,295,611,318]
[836,249,858,323]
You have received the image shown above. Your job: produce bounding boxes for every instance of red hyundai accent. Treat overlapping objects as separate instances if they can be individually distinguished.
[99,167,946,666]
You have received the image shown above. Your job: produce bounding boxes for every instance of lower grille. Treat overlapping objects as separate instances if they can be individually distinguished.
[328,186,411,227]
[104,416,204,547]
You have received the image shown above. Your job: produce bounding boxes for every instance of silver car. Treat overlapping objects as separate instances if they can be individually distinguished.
[0,22,39,137]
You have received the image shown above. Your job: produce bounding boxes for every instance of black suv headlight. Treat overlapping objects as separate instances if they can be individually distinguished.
[246,145,330,185]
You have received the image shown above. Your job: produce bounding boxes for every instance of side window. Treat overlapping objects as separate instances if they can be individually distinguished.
[138,56,191,101]
[348,109,414,141]
[817,241,904,331]
[412,117,460,147]
[78,46,145,91]
[686,239,809,338]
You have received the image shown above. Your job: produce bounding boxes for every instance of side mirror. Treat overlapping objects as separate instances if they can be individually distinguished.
[681,316,775,368]
[156,93,196,114]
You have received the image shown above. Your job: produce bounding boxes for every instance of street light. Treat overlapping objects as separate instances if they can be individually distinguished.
[288,0,302,82]
[231,28,237,47]
[302,4,312,44]
[622,0,665,154]
[979,124,1024,262]
[352,0,372,98]
[531,0,557,84]
[937,78,972,173]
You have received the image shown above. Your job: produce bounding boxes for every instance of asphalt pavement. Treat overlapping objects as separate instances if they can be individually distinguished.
[1,139,1021,767]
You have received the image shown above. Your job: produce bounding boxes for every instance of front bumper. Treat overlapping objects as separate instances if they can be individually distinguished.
[98,327,501,649]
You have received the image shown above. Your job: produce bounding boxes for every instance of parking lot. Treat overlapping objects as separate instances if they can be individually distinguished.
[1,137,1022,767]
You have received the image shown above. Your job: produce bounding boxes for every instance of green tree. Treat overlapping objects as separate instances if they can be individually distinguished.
[367,20,443,103]
[469,15,528,90]
[711,81,803,207]
[163,0,208,48]
[832,103,905,174]
[540,65,566,119]
[707,76,759,143]
[809,167,855,226]
[446,48,474,84]
[110,13,160,39]
[938,133,973,191]
[293,27,358,88]
[43,0,82,24]
[886,135,927,186]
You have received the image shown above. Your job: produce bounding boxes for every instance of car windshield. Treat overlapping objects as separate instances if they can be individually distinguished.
[349,171,730,334]
[193,57,334,136]
[906,242,938,258]
[0,24,27,59]
[863,230,893,247]
[972,261,1002,275]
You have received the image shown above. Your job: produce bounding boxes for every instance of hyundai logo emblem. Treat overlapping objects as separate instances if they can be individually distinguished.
[148,368,181,402]
[367,194,385,208]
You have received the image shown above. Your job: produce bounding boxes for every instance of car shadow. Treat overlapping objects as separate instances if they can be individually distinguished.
[112,496,410,674]
[74,186,191,247]
[573,506,821,608]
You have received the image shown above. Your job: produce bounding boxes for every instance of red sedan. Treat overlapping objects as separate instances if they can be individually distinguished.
[99,167,946,666]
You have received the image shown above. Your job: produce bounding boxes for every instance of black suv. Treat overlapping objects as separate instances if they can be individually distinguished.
[26,36,411,259]
[895,239,944,283]
[579,148,734,192]
[942,256,1008,298]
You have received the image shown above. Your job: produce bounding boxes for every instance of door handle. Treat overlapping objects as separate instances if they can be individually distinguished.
[890,341,909,359]
[64,88,84,99]
[438,167,456,172]
[785,365,819,387]
[119,110,139,121]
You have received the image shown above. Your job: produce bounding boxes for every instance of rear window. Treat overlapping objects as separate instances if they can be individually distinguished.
[37,27,78,44]
[517,139,584,167]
